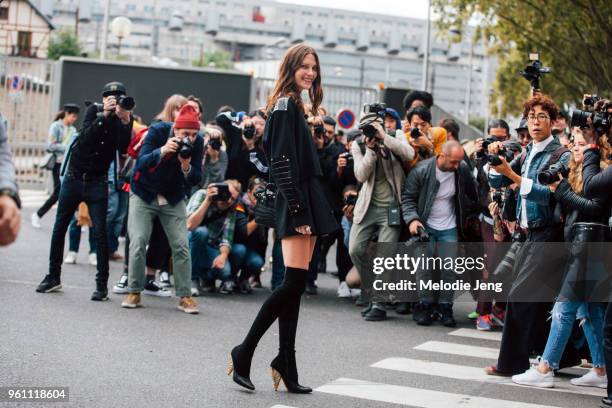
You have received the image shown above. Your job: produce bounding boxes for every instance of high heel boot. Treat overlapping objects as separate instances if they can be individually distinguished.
[227,345,255,390]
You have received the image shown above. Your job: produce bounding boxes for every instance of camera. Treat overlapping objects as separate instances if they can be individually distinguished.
[177,137,193,159]
[519,52,551,89]
[363,102,386,115]
[243,125,255,139]
[344,193,358,206]
[492,190,503,206]
[410,128,421,139]
[487,147,514,166]
[537,162,569,185]
[570,95,611,136]
[210,182,231,202]
[340,152,353,162]
[208,137,222,151]
[314,124,325,137]
[409,226,430,243]
[94,95,136,114]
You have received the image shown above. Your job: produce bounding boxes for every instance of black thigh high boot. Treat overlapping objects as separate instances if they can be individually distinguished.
[228,267,307,391]
[270,286,312,393]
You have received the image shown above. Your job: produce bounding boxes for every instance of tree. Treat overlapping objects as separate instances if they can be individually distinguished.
[192,50,234,70]
[47,30,81,60]
[432,0,612,116]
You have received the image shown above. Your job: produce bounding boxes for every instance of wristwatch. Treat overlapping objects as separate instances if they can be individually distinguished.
[0,189,21,208]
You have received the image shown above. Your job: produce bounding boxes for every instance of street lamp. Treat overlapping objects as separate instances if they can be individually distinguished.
[420,0,431,92]
[110,16,132,57]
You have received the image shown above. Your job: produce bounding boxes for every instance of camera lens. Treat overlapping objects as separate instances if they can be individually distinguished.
[570,109,592,128]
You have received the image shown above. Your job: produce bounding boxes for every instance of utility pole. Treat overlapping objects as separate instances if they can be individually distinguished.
[420,0,431,92]
[100,0,110,59]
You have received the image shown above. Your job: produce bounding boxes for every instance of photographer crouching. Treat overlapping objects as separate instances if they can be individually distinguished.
[484,94,577,376]
[122,104,203,314]
[37,82,133,301]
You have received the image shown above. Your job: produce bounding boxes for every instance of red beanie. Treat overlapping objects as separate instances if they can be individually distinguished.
[174,104,200,130]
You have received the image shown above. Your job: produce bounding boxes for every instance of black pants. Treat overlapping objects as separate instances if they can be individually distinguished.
[319,211,353,282]
[605,301,612,397]
[37,162,61,218]
[48,174,109,284]
[496,226,578,374]
[146,217,171,271]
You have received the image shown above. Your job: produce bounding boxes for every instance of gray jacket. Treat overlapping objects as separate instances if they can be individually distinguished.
[351,130,415,225]
[0,113,18,196]
[401,156,480,239]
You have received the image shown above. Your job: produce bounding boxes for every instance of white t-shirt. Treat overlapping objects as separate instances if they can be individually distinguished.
[427,166,457,230]
[519,135,554,228]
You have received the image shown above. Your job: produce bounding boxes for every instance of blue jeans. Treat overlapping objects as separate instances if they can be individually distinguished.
[271,238,285,290]
[106,188,128,253]
[188,226,232,282]
[48,174,109,284]
[417,226,458,304]
[68,215,96,253]
[541,301,606,369]
[231,243,265,281]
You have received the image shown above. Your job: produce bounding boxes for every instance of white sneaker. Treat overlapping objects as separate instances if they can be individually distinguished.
[159,271,172,288]
[31,213,41,229]
[64,251,77,264]
[336,281,351,298]
[570,369,607,388]
[113,274,129,294]
[88,253,97,266]
[143,280,172,297]
[512,366,554,388]
[350,288,362,298]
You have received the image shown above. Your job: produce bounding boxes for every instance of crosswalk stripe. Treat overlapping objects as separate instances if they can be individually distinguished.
[449,328,503,342]
[372,358,605,397]
[269,405,298,408]
[315,377,561,408]
[414,340,499,359]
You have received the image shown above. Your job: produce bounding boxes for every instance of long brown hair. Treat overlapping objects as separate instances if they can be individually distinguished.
[155,94,188,122]
[266,44,323,116]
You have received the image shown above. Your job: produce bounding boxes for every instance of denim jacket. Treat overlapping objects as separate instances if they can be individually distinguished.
[490,136,570,229]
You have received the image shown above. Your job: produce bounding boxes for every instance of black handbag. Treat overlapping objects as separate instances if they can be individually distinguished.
[253,180,276,229]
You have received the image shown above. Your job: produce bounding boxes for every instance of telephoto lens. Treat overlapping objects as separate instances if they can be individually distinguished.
[178,137,193,159]
[118,96,135,111]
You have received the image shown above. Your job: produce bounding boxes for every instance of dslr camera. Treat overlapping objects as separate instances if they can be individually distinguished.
[210,182,231,202]
[537,162,569,185]
[177,137,193,159]
[478,136,514,166]
[571,94,611,136]
[339,152,353,162]
[409,226,430,243]
[207,137,222,151]
[95,95,136,114]
[243,125,256,139]
[359,102,387,140]
[519,52,551,89]
[313,124,325,138]
[344,192,358,206]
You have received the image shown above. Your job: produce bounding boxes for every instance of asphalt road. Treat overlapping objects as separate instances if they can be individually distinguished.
[0,204,606,408]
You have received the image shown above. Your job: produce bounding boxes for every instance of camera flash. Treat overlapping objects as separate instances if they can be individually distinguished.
[528,52,539,61]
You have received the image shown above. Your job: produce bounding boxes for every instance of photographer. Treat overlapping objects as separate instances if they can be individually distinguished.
[485,94,575,377]
[515,119,532,148]
[349,111,414,321]
[36,82,133,300]
[215,107,268,191]
[121,104,203,314]
[0,112,21,246]
[403,106,448,167]
[401,141,480,327]
[187,180,242,296]
[199,125,228,189]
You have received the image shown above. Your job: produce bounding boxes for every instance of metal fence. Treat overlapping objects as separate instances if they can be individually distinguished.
[0,56,55,189]
[253,78,379,122]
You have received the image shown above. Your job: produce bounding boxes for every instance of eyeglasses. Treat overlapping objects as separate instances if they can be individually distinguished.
[527,114,550,122]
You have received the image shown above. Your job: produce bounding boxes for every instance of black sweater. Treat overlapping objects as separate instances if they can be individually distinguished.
[582,148,612,199]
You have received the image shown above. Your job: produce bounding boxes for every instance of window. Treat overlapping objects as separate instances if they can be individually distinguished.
[0,7,8,20]
[17,31,32,57]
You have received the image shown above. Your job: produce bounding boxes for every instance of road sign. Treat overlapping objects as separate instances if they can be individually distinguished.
[337,109,356,129]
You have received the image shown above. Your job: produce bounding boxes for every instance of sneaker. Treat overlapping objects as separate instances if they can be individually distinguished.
[337,281,351,298]
[91,285,109,301]
[191,280,202,297]
[219,281,234,295]
[202,279,216,293]
[238,280,253,295]
[350,288,361,298]
[88,253,97,266]
[64,251,77,264]
[31,213,41,229]
[363,305,386,321]
[354,292,368,307]
[512,366,554,388]
[414,302,433,326]
[396,302,412,315]
[491,306,506,327]
[113,274,129,294]
[121,293,142,308]
[249,275,262,289]
[467,311,480,320]
[570,369,607,388]
[476,314,493,331]
[305,282,318,295]
[439,303,457,327]
[36,275,62,293]
[178,296,199,314]
[602,397,612,408]
[143,279,172,297]
[159,271,172,288]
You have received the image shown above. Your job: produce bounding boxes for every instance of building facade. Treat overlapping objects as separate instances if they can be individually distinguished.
[0,0,54,58]
[39,0,495,119]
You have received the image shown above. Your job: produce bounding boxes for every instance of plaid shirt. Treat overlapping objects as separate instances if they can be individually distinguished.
[186,189,236,250]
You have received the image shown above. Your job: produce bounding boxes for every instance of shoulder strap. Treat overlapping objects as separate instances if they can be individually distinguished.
[546,146,570,167]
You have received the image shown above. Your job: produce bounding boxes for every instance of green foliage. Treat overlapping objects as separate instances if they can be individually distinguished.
[432,0,612,116]
[192,50,234,69]
[469,117,486,132]
[47,30,81,60]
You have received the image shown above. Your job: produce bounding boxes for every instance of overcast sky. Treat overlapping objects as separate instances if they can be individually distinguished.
[278,0,432,19]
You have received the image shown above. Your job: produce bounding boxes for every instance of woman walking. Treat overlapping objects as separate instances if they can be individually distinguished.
[228,44,338,393]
